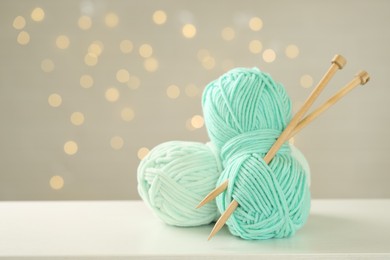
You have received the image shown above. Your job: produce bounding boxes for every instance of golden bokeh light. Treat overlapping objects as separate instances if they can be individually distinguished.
[78,15,92,30]
[70,112,85,126]
[41,59,55,73]
[197,49,210,62]
[105,12,119,28]
[64,141,78,155]
[182,23,197,38]
[262,49,276,63]
[48,93,62,107]
[110,136,124,150]
[300,74,314,88]
[116,69,130,83]
[17,31,30,45]
[185,84,199,97]
[80,74,94,88]
[121,107,135,122]
[137,147,149,160]
[152,10,167,25]
[201,56,216,70]
[120,40,133,54]
[84,53,98,66]
[166,85,180,99]
[127,75,141,89]
[191,115,204,129]
[31,7,45,22]
[285,44,299,59]
[185,118,195,131]
[197,49,215,70]
[56,35,70,49]
[50,175,64,190]
[249,17,263,31]
[139,44,153,58]
[221,27,235,41]
[13,16,26,30]
[93,40,104,49]
[105,87,120,102]
[249,40,263,54]
[88,42,103,56]
[143,57,159,72]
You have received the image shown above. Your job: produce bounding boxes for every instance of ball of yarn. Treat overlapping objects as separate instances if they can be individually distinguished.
[202,67,311,239]
[137,141,222,226]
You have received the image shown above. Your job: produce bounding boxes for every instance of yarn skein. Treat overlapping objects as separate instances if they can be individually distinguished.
[137,141,222,226]
[202,67,311,239]
[137,141,310,227]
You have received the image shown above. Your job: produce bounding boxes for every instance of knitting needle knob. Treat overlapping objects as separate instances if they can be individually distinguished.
[332,54,347,69]
[357,70,370,84]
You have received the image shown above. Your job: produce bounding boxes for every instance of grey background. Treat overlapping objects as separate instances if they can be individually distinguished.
[0,0,389,200]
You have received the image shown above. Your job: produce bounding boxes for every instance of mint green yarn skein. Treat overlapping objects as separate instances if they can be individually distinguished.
[137,141,222,226]
[202,67,311,240]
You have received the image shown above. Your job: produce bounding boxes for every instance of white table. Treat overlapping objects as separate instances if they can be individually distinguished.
[1,200,389,259]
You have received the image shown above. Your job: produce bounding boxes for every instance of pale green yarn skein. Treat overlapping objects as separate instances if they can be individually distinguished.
[202,67,311,240]
[137,141,222,226]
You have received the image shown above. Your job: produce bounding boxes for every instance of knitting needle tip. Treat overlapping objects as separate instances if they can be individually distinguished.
[196,179,229,209]
[207,200,238,240]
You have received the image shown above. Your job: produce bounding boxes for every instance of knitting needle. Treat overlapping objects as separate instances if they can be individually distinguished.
[290,70,370,137]
[202,71,369,229]
[199,71,369,213]
[195,179,229,209]
[207,70,369,241]
[206,55,348,240]
[197,54,346,210]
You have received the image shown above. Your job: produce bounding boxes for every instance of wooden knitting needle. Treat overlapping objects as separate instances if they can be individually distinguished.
[201,71,370,234]
[206,70,370,241]
[290,70,370,138]
[205,55,347,240]
[207,70,369,240]
[197,54,346,210]
[200,71,369,214]
[200,73,367,211]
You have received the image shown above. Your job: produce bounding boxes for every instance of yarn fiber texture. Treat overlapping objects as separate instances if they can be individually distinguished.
[202,67,311,240]
[137,141,222,227]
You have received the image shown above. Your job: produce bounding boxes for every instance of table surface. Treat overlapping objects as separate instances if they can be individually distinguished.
[1,200,390,259]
